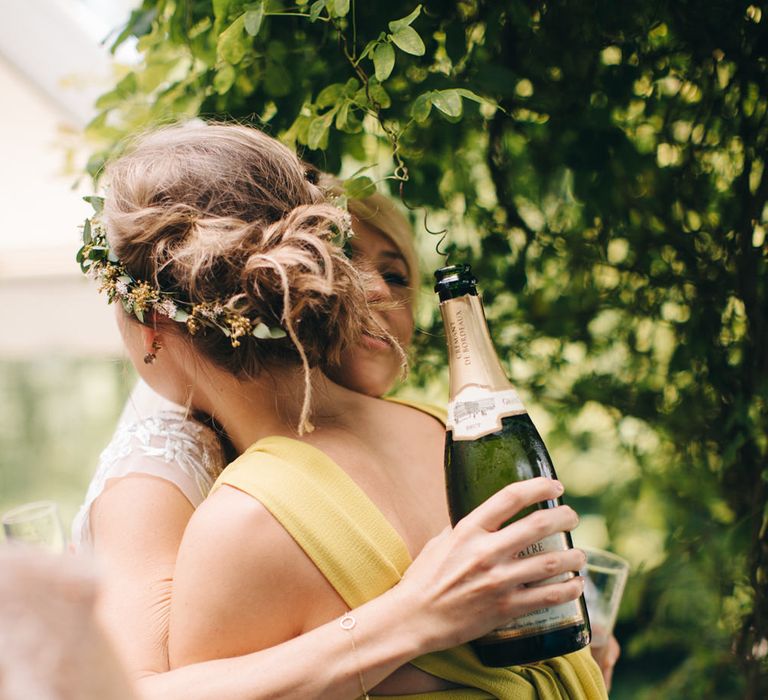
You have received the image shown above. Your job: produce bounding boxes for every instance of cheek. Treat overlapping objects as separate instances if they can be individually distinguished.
[392,308,415,348]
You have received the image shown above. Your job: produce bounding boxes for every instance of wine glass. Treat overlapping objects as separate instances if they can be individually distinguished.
[2,501,67,553]
[581,547,629,649]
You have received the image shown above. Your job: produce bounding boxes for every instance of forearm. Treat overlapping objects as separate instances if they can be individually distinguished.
[138,585,424,700]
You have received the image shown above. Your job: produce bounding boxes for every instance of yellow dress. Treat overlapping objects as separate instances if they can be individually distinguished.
[211,403,607,700]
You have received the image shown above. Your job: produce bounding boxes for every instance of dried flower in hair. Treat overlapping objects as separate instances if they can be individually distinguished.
[76,196,286,343]
[156,299,178,318]
[226,315,252,347]
[130,282,155,314]
[186,317,201,335]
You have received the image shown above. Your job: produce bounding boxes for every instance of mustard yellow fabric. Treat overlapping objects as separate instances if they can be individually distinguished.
[211,411,607,699]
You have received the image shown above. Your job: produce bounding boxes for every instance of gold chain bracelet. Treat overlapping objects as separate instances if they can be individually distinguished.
[340,612,370,700]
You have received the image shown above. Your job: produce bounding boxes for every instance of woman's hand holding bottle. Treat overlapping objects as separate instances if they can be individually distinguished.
[392,477,586,655]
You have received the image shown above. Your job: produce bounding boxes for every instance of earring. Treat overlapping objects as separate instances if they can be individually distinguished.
[143,339,161,365]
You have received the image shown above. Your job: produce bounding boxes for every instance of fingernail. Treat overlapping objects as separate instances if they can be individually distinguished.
[553,480,564,494]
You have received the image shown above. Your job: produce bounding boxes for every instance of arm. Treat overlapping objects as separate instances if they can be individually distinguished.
[591,635,621,692]
[90,473,195,676]
[156,477,585,700]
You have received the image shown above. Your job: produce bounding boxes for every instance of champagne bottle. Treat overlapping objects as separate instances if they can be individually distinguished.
[434,264,591,667]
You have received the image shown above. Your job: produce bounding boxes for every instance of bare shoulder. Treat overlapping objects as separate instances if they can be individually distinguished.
[91,472,195,561]
[169,485,322,666]
[381,397,446,440]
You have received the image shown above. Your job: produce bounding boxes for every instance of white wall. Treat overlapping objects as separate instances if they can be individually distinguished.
[0,0,134,356]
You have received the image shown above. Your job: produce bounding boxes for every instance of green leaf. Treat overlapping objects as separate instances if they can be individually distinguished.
[244,1,265,36]
[307,116,330,150]
[335,100,351,130]
[83,196,104,213]
[214,63,236,94]
[368,81,391,109]
[390,26,425,56]
[135,309,145,323]
[358,39,379,62]
[432,89,463,117]
[330,0,350,18]
[110,8,156,54]
[410,92,433,122]
[82,219,92,245]
[455,88,498,111]
[252,323,271,339]
[388,5,422,33]
[173,309,189,323]
[253,322,287,339]
[94,72,138,110]
[309,0,324,21]
[344,176,376,199]
[373,42,395,81]
[213,0,232,21]
[217,15,247,65]
[316,83,345,108]
[343,77,360,94]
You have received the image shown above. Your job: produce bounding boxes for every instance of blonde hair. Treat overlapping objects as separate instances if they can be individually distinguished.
[103,122,386,432]
[319,177,420,307]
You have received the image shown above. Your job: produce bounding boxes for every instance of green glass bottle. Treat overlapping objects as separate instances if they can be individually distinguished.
[435,264,591,667]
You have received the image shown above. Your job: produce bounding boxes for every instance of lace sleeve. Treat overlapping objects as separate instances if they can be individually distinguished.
[71,411,226,550]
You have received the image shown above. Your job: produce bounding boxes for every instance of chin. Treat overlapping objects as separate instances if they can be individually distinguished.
[329,359,399,398]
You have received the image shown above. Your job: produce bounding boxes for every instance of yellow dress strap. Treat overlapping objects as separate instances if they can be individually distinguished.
[385,396,448,425]
[212,433,606,700]
[211,436,411,609]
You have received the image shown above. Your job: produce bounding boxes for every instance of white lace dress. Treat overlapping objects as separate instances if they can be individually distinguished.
[71,381,226,550]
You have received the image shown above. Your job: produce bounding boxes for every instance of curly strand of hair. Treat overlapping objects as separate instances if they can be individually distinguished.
[250,252,315,435]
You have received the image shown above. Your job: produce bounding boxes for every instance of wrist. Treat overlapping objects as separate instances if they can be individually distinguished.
[350,583,432,673]
[375,579,440,659]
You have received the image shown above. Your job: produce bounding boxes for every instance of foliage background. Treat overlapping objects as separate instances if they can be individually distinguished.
[73,0,768,697]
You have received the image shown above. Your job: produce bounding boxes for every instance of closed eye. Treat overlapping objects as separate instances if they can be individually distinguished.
[383,272,409,287]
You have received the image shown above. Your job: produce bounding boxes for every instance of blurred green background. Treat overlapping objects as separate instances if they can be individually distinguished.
[2,1,767,698]
[0,359,135,528]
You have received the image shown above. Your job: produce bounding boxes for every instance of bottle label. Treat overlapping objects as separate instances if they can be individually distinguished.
[447,386,526,440]
[478,532,585,643]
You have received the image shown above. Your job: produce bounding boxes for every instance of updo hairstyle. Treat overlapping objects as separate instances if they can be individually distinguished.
[103,122,381,378]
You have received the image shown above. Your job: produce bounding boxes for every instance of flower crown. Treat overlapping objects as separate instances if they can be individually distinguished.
[76,196,353,347]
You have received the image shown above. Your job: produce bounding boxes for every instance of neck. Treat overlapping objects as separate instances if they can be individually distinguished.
[189,361,353,454]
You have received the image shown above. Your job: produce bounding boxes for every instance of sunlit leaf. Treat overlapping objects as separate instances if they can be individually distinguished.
[373,42,395,81]
[217,15,247,64]
[214,63,236,94]
[244,1,265,36]
[390,26,425,56]
[330,0,350,18]
[388,5,422,33]
[316,83,345,108]
[307,116,330,150]
[431,89,462,117]
[410,92,433,121]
